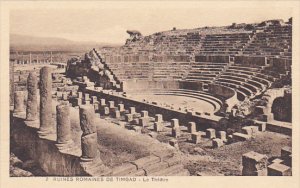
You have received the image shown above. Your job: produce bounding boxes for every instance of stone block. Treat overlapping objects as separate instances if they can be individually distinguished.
[113,110,121,119]
[242,151,268,176]
[75,98,82,106]
[56,91,63,98]
[100,99,106,106]
[281,146,292,166]
[133,113,141,119]
[125,114,133,122]
[171,127,181,138]
[100,106,109,116]
[108,101,115,108]
[242,126,253,136]
[169,139,179,149]
[191,133,201,144]
[118,104,125,112]
[62,93,68,101]
[93,103,99,111]
[111,163,137,176]
[118,122,126,128]
[139,117,148,127]
[132,126,142,133]
[217,131,227,142]
[84,93,90,101]
[91,96,97,104]
[212,138,224,148]
[155,114,163,122]
[141,110,148,117]
[272,158,284,164]
[154,122,163,132]
[77,92,82,99]
[187,122,196,133]
[232,132,251,142]
[255,121,266,132]
[267,163,292,176]
[171,119,179,128]
[206,128,216,139]
[129,107,136,114]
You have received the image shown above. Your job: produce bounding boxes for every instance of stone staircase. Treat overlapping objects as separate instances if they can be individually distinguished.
[109,154,189,176]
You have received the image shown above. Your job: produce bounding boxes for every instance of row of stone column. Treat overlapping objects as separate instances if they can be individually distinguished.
[13,66,98,161]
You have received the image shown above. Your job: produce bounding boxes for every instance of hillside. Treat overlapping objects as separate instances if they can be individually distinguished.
[10,34,121,52]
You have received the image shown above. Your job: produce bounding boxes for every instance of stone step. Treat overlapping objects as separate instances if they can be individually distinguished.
[131,155,161,169]
[143,161,169,175]
[111,162,137,176]
[167,168,190,176]
[148,164,184,176]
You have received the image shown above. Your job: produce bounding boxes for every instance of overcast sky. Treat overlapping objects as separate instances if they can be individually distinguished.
[10,1,293,44]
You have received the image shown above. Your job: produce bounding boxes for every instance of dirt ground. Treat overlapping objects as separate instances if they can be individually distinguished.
[178,131,291,176]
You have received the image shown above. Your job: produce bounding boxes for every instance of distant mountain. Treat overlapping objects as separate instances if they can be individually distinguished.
[10,34,122,52]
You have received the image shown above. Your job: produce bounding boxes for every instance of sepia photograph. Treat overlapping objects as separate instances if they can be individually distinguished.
[0,0,299,188]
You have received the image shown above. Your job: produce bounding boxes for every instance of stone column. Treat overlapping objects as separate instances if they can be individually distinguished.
[79,105,98,161]
[14,91,24,113]
[26,72,38,121]
[56,104,73,149]
[39,66,54,135]
[79,105,96,136]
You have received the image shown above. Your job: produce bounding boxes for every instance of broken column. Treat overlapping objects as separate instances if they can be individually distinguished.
[56,104,73,149]
[79,105,98,161]
[14,91,25,113]
[188,122,196,133]
[26,72,38,121]
[39,67,54,135]
[242,151,268,176]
